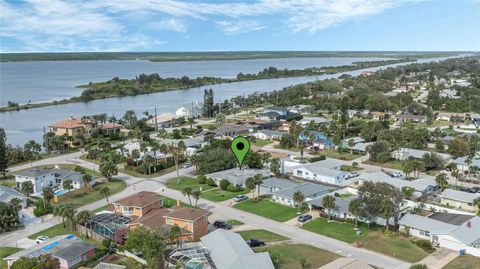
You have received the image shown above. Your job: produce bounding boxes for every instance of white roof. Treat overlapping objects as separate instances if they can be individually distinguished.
[399,213,457,234]
[395,148,452,160]
[297,159,343,171]
[205,168,270,186]
[441,189,479,203]
[358,172,437,193]
[201,229,274,269]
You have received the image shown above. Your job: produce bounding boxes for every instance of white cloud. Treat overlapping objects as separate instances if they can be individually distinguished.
[0,0,416,51]
[216,20,267,35]
[148,18,187,33]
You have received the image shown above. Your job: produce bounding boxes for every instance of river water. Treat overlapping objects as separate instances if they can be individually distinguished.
[0,56,456,146]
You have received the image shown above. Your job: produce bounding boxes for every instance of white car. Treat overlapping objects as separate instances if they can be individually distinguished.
[36,236,49,244]
[234,195,249,202]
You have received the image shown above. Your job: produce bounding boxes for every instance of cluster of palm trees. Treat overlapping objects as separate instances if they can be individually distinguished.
[402,159,425,179]
[181,187,201,207]
[245,174,264,201]
[53,205,93,237]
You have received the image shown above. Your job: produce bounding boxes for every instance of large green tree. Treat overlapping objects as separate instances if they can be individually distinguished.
[99,160,118,181]
[122,226,166,269]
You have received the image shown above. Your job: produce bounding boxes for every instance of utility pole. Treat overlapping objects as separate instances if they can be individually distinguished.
[154,106,158,131]
[43,126,49,154]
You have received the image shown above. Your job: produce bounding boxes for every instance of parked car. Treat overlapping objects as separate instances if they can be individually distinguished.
[36,236,49,244]
[246,238,265,247]
[349,172,359,178]
[234,195,249,202]
[297,214,312,222]
[385,171,402,178]
[460,187,476,193]
[213,220,232,230]
[472,186,480,193]
[183,162,192,168]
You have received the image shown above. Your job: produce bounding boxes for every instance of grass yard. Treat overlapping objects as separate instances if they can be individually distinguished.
[227,219,244,226]
[167,176,213,192]
[361,231,431,263]
[237,229,287,243]
[443,254,480,269]
[56,179,126,208]
[0,176,15,188]
[340,165,363,172]
[233,198,300,222]
[252,139,273,147]
[120,164,177,179]
[302,217,376,243]
[255,244,340,269]
[1,247,22,269]
[200,188,249,202]
[27,223,103,248]
[322,150,361,161]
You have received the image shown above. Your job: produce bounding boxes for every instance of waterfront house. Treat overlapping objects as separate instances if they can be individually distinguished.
[48,117,96,138]
[175,102,203,118]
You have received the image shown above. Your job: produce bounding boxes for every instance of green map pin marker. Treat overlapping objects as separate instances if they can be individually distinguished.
[231,136,250,169]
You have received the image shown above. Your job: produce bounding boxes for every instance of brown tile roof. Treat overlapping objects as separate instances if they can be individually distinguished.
[101,123,121,129]
[164,207,209,221]
[48,117,95,129]
[133,207,169,229]
[113,191,162,208]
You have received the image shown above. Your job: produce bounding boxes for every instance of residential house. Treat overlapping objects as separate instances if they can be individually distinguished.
[287,105,313,114]
[351,142,374,153]
[100,123,122,135]
[391,148,452,162]
[234,119,280,130]
[0,186,27,209]
[298,117,330,127]
[146,113,177,128]
[371,112,390,121]
[169,229,274,269]
[271,182,330,207]
[440,189,480,212]
[357,172,438,198]
[160,136,208,156]
[257,106,290,121]
[205,168,271,187]
[259,177,301,194]
[213,124,251,138]
[340,137,365,149]
[439,89,460,99]
[3,234,95,269]
[395,114,427,124]
[299,131,335,150]
[399,213,480,257]
[292,159,349,186]
[111,191,210,241]
[252,129,287,140]
[263,106,289,116]
[454,157,480,173]
[117,141,172,161]
[175,102,203,118]
[48,117,97,138]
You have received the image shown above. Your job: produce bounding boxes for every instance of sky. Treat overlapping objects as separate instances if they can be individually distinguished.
[0,0,479,52]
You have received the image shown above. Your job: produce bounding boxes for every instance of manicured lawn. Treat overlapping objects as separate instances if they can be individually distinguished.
[252,139,273,147]
[443,254,480,269]
[302,217,375,243]
[322,150,361,161]
[167,176,213,192]
[233,198,300,222]
[27,223,103,248]
[255,244,340,269]
[56,179,126,208]
[227,219,244,226]
[1,247,22,269]
[340,165,363,172]
[120,164,177,178]
[362,231,431,263]
[200,188,249,202]
[0,176,15,188]
[237,229,287,243]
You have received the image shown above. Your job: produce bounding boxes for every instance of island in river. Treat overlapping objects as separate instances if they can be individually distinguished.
[0,58,414,112]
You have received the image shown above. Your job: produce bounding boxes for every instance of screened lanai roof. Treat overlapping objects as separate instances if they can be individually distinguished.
[88,213,132,237]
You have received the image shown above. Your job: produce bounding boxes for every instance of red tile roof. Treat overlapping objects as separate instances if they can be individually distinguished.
[48,117,95,129]
[112,191,163,208]
[164,207,210,221]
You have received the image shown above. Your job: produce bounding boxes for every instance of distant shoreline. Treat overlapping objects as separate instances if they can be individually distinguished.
[0,58,415,113]
[0,51,467,62]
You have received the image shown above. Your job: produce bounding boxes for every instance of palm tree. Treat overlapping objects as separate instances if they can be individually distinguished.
[402,160,414,179]
[245,177,256,200]
[75,210,92,238]
[348,139,355,154]
[62,179,73,196]
[348,199,363,228]
[63,206,77,231]
[192,190,201,207]
[188,118,195,129]
[82,174,93,190]
[43,186,54,204]
[182,187,193,206]
[299,143,306,163]
[53,205,67,227]
[435,172,448,190]
[473,198,480,216]
[100,187,111,203]
[322,195,336,220]
[292,191,305,213]
[253,174,264,200]
[168,141,186,184]
[451,168,461,189]
[20,181,34,197]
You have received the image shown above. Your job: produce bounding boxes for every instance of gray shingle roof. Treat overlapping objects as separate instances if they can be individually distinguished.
[206,168,270,186]
[260,177,301,190]
[14,169,53,177]
[399,213,457,234]
[201,229,274,269]
[359,172,437,193]
[0,186,26,203]
[299,159,343,171]
[449,216,480,245]
[440,189,480,204]
[272,182,329,199]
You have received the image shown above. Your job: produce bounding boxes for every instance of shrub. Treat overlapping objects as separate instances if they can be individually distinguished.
[74,166,86,173]
[227,184,240,192]
[413,239,435,252]
[207,178,217,187]
[33,199,53,217]
[410,264,428,269]
[352,162,359,167]
[197,175,207,184]
[334,192,340,197]
[309,155,326,162]
[383,229,396,238]
[220,179,230,191]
